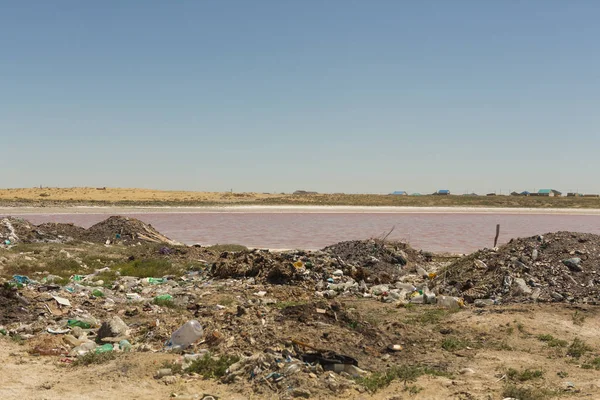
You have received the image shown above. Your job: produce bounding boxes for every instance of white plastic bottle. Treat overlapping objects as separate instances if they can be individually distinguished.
[167,320,204,351]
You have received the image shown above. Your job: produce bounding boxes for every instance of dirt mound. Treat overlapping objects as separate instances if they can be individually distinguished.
[86,216,178,245]
[0,216,178,245]
[322,239,422,283]
[36,222,88,242]
[433,231,600,304]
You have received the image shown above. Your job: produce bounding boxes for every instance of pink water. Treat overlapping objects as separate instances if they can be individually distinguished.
[11,212,600,254]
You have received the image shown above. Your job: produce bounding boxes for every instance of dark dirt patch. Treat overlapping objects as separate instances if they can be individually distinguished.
[0,286,32,325]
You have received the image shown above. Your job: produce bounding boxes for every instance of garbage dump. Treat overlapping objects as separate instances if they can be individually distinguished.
[2,216,598,397]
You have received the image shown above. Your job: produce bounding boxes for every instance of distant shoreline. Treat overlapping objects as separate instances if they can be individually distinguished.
[2,205,600,215]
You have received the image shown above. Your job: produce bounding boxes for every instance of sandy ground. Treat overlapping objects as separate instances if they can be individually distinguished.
[0,187,278,203]
[2,304,599,400]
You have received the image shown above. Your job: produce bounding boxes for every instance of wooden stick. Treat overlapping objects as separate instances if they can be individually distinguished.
[494,224,500,247]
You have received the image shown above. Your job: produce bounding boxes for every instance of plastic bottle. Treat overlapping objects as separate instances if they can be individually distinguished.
[95,343,114,354]
[119,340,132,352]
[437,295,465,310]
[68,319,92,329]
[166,320,203,350]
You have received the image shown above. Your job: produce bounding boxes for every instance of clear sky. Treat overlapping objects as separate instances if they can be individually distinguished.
[2,1,599,194]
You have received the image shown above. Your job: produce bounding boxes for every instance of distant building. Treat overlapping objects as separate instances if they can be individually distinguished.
[486,193,496,196]
[511,191,531,196]
[463,193,478,196]
[567,193,583,197]
[584,194,600,198]
[410,193,422,196]
[435,189,451,196]
[538,189,562,197]
[391,191,407,196]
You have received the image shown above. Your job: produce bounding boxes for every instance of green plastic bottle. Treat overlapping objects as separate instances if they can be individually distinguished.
[95,343,114,354]
[92,289,105,297]
[68,319,91,329]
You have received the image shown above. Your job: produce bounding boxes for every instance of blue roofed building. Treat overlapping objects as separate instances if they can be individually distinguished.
[391,191,408,196]
[436,189,450,195]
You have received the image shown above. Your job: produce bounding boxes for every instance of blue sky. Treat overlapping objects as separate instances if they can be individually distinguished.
[2,0,599,194]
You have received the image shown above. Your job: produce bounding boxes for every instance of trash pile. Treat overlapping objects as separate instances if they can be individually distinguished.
[433,231,600,304]
[0,216,179,245]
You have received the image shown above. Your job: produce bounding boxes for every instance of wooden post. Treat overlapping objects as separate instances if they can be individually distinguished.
[494,224,500,247]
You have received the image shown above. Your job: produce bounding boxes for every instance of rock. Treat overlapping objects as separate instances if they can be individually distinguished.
[532,249,538,260]
[563,258,583,272]
[459,368,475,375]
[474,299,496,307]
[551,292,564,301]
[514,278,533,295]
[291,388,311,398]
[160,375,178,385]
[96,316,129,343]
[474,260,487,269]
[332,269,343,277]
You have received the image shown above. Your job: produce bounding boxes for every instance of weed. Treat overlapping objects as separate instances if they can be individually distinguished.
[506,368,544,382]
[567,338,592,358]
[161,361,183,374]
[93,270,119,286]
[217,296,236,307]
[581,357,600,370]
[402,303,415,310]
[441,337,471,351]
[572,311,586,326]
[356,365,452,393]
[407,308,452,324]
[502,385,552,400]
[506,326,514,335]
[185,353,240,379]
[72,351,117,366]
[10,334,24,345]
[557,371,568,378]
[537,334,567,348]
[116,259,180,278]
[516,322,526,334]
[347,320,360,330]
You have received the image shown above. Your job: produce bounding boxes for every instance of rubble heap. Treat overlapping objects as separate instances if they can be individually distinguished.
[433,231,600,304]
[0,216,178,245]
[86,216,178,245]
[210,239,426,286]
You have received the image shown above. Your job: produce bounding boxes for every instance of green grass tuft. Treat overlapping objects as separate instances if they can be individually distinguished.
[355,365,452,393]
[185,353,240,379]
[567,338,592,358]
[506,368,544,382]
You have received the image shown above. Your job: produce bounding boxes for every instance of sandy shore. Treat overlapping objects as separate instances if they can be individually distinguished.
[2,205,600,215]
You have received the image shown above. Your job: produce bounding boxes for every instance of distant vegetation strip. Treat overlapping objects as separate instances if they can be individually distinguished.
[2,193,600,208]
